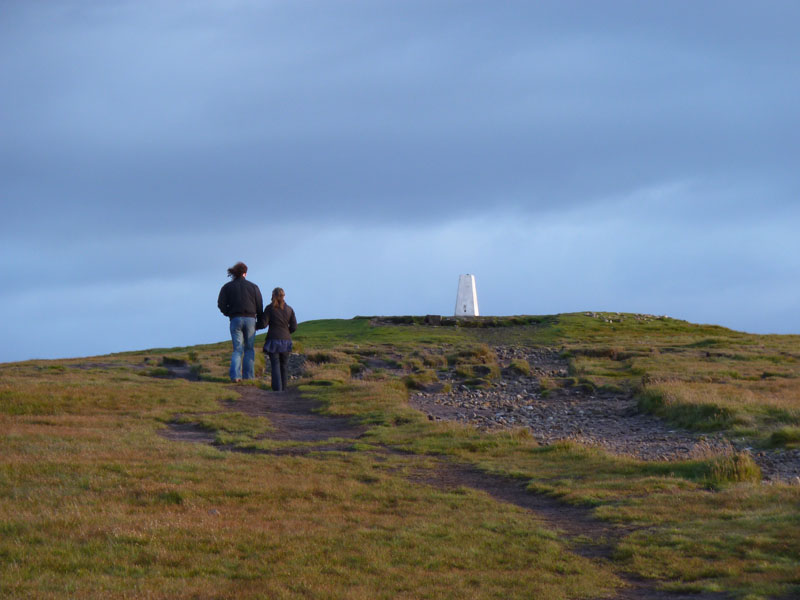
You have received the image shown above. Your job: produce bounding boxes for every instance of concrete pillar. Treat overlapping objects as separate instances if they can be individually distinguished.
[455,274,479,317]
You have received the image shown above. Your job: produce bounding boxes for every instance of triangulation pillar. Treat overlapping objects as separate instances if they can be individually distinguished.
[454,274,479,317]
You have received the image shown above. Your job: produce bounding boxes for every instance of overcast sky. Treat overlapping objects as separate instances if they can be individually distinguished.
[2,0,799,362]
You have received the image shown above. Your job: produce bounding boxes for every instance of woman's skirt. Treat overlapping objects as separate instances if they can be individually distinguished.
[263,338,292,354]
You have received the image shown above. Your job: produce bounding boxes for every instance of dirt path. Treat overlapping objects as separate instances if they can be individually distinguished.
[222,387,367,443]
[412,462,732,600]
[160,381,732,600]
[161,386,367,455]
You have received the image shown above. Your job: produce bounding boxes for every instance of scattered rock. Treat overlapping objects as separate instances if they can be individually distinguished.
[409,345,800,482]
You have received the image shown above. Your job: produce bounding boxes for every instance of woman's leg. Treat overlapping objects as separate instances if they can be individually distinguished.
[279,352,289,390]
[268,352,282,391]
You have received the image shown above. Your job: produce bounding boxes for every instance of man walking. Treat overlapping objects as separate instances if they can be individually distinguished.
[217,262,264,382]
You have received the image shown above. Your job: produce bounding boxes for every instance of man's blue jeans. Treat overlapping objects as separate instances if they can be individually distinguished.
[229,317,257,381]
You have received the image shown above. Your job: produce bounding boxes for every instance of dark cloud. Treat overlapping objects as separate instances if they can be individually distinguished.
[2,0,799,239]
[1,1,799,360]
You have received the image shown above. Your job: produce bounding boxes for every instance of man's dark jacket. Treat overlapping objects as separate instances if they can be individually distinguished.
[217,277,264,325]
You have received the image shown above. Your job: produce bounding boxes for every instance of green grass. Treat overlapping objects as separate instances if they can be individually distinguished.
[1,314,799,599]
[403,369,440,390]
[768,427,800,449]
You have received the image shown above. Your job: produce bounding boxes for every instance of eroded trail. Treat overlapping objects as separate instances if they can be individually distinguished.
[162,386,367,455]
[161,383,731,600]
[226,386,368,445]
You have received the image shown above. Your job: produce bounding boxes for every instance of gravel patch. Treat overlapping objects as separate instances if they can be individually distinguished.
[409,346,800,483]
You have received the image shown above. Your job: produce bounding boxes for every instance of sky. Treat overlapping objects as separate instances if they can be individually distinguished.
[1,0,799,362]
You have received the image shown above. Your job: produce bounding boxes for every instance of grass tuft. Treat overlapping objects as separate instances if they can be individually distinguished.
[455,363,500,380]
[507,359,531,376]
[637,386,738,431]
[707,452,762,485]
[403,369,439,390]
[768,427,800,448]
[447,344,495,366]
[156,490,184,505]
[306,351,336,364]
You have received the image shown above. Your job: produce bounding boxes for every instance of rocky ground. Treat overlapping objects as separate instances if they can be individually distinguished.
[408,346,800,483]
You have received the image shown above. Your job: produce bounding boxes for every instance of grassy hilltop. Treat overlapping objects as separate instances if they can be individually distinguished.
[1,313,799,599]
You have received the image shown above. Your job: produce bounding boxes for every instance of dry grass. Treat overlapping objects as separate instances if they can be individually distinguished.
[0,369,618,599]
[2,315,800,599]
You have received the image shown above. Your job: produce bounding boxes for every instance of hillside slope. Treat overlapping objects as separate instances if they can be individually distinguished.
[1,313,798,599]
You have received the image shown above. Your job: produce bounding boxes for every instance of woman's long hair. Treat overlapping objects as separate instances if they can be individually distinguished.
[271,287,286,309]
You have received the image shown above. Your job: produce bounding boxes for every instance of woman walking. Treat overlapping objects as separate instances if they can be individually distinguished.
[262,287,297,391]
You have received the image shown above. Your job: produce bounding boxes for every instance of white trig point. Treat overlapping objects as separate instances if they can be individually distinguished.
[455,274,479,317]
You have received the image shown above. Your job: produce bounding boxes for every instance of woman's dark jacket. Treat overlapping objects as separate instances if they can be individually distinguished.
[217,277,264,323]
[261,304,297,340]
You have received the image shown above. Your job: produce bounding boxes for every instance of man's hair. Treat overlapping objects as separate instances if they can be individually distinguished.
[227,262,248,279]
